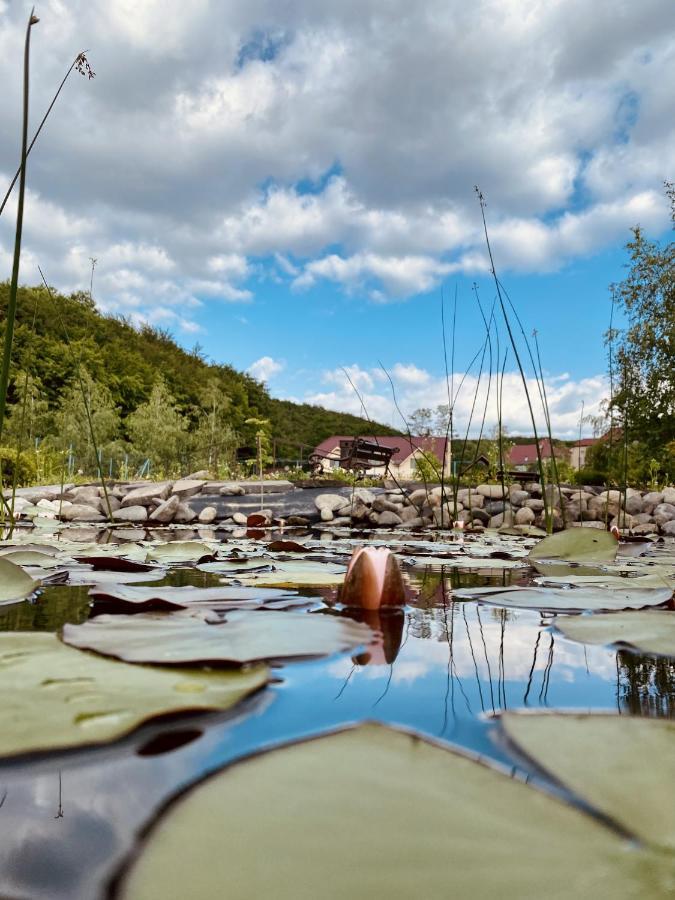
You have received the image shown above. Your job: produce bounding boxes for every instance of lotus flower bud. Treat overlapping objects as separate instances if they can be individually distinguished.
[340,546,406,610]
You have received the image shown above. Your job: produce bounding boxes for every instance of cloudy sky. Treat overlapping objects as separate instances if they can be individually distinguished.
[0,0,673,438]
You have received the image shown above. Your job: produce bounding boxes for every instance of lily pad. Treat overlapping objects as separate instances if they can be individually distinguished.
[65,568,168,586]
[118,723,671,899]
[0,632,268,759]
[554,611,675,657]
[0,549,69,568]
[62,610,374,665]
[233,561,347,588]
[88,584,295,611]
[452,584,672,611]
[0,557,40,605]
[535,573,673,589]
[528,529,618,564]
[502,713,675,851]
[145,542,217,564]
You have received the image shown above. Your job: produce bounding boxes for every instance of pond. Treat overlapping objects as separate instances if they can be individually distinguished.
[0,525,673,898]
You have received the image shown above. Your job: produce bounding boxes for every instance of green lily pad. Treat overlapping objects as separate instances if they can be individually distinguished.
[145,542,217,564]
[0,632,268,759]
[0,557,40,605]
[89,584,294,611]
[535,573,673,589]
[528,529,618,564]
[118,723,672,899]
[452,584,672,611]
[234,561,347,588]
[502,713,675,851]
[0,549,67,568]
[554,611,675,657]
[62,610,374,665]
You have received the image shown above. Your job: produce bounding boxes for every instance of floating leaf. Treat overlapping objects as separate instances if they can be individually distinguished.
[233,561,347,588]
[74,555,158,573]
[0,549,69,568]
[266,540,308,553]
[554,611,675,657]
[0,632,268,759]
[118,723,670,899]
[528,529,618,564]
[535,573,673,589]
[452,584,672,611]
[0,557,40,605]
[65,568,168,586]
[89,584,295,612]
[62,610,374,665]
[502,713,675,851]
[145,542,217,564]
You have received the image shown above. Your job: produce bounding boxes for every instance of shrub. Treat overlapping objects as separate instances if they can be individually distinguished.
[0,446,37,485]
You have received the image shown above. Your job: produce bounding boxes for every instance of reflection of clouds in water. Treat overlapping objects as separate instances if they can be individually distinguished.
[329,604,619,686]
[0,689,275,900]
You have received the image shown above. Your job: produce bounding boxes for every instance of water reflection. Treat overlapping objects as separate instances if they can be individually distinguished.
[0,559,672,898]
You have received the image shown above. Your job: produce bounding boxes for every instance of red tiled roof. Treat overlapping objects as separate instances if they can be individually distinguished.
[313,435,447,465]
[508,440,557,466]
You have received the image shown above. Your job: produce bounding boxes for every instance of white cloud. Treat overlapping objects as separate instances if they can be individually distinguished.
[247,356,284,382]
[0,0,673,318]
[301,362,608,439]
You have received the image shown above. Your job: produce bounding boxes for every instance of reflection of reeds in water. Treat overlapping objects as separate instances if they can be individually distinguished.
[616,651,675,716]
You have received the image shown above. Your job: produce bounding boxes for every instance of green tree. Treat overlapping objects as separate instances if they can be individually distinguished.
[126,378,188,474]
[189,378,238,474]
[612,182,674,467]
[49,370,120,471]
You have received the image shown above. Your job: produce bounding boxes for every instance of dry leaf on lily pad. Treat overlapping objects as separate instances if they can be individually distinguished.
[502,713,675,852]
[452,584,672,611]
[117,723,672,900]
[89,584,295,612]
[145,542,217,564]
[554,611,675,657]
[528,529,618,564]
[0,557,40,605]
[0,632,268,760]
[62,610,374,665]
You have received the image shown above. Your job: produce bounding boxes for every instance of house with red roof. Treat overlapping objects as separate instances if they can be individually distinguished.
[569,437,599,469]
[507,439,570,471]
[311,435,452,478]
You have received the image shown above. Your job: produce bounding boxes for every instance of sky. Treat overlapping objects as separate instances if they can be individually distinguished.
[0,0,673,439]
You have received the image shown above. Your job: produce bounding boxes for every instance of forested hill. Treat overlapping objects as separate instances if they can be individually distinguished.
[0,283,399,469]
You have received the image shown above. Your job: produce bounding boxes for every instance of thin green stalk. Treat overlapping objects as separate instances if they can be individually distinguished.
[475,187,551,531]
[0,11,39,445]
[532,330,566,528]
[0,51,94,220]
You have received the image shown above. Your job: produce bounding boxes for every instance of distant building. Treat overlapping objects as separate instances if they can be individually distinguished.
[569,437,599,470]
[508,439,569,471]
[311,435,452,478]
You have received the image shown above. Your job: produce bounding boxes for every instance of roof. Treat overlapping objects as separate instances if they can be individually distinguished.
[508,440,557,467]
[313,435,447,465]
[575,438,598,447]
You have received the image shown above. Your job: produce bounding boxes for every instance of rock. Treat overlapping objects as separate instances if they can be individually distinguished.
[660,520,675,536]
[515,506,535,525]
[509,489,530,506]
[287,515,310,526]
[663,487,675,505]
[171,480,206,499]
[198,506,217,524]
[456,489,484,508]
[524,482,542,495]
[476,484,508,499]
[407,489,430,508]
[149,495,180,523]
[372,497,403,514]
[489,510,514,529]
[320,507,334,522]
[653,503,675,522]
[525,498,545,512]
[185,470,210,480]
[400,505,422,523]
[61,504,105,522]
[375,510,402,527]
[174,503,198,524]
[350,499,371,521]
[122,483,172,508]
[112,505,148,523]
[314,493,347,513]
[433,504,458,527]
[631,523,658,535]
[469,508,490,525]
[643,491,664,506]
[624,494,644,515]
[219,483,246,496]
[232,512,248,525]
[485,500,510,516]
[352,488,376,505]
[609,514,636,530]
[401,516,425,528]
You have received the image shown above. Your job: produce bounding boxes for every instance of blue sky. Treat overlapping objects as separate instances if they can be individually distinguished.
[0,0,673,437]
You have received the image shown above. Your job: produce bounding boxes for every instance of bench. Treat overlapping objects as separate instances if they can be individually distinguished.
[309,439,399,479]
[496,469,541,486]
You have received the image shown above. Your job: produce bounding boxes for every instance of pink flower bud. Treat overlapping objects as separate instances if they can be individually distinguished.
[340,546,406,610]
